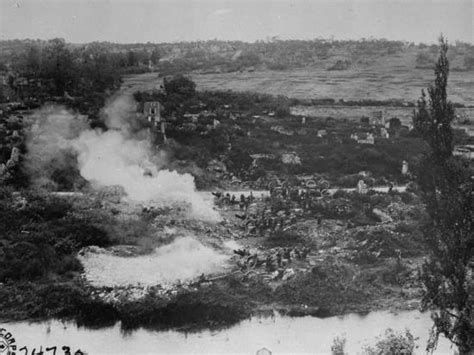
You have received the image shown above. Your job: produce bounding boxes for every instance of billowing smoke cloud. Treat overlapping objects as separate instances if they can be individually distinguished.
[25,96,220,221]
[102,94,145,137]
[79,237,230,287]
[24,106,89,190]
[73,128,218,220]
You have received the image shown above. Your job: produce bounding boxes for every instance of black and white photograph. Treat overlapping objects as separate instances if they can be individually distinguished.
[0,0,473,353]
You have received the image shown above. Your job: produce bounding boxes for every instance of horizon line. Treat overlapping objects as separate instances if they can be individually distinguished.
[1,35,471,46]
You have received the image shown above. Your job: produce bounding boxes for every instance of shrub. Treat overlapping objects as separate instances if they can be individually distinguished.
[0,188,111,282]
[364,329,416,355]
[274,102,290,118]
[328,59,351,71]
[331,336,347,355]
[389,117,402,130]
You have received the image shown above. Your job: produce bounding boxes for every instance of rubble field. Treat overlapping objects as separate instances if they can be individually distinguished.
[70,184,427,330]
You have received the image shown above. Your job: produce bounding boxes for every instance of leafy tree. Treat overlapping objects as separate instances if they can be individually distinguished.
[127,50,137,67]
[80,42,121,92]
[42,38,75,95]
[413,36,474,354]
[388,117,401,130]
[163,74,196,98]
[24,44,42,78]
[160,74,197,116]
[150,47,161,65]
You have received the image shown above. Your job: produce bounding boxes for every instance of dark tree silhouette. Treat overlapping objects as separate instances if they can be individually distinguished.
[388,117,401,130]
[163,74,196,98]
[413,36,474,354]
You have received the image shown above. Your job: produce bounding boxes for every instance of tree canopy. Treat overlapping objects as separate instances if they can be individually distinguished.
[413,36,474,354]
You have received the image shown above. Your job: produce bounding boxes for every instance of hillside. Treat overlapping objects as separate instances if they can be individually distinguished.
[1,38,473,76]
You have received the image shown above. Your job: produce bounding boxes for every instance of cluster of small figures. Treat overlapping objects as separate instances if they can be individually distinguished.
[213,187,326,236]
[269,185,328,211]
[235,185,327,235]
[237,199,323,237]
[234,246,311,272]
[237,210,300,235]
[213,191,255,210]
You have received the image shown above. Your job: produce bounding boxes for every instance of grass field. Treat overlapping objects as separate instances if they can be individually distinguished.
[191,67,474,106]
[123,60,474,107]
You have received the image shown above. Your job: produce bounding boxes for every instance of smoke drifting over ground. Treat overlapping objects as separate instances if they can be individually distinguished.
[79,237,229,287]
[25,96,220,221]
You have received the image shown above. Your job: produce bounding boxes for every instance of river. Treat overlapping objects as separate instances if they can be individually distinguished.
[3,310,454,355]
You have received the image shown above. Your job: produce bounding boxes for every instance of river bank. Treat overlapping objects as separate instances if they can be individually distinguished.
[0,258,422,334]
[2,310,453,354]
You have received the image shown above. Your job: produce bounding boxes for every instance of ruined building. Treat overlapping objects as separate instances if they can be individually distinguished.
[142,101,167,143]
[401,160,409,175]
[144,101,161,125]
[357,133,375,145]
[370,110,385,126]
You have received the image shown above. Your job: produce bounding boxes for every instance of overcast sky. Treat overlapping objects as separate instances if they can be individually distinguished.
[0,0,472,44]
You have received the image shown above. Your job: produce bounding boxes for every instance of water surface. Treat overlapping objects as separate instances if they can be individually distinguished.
[3,310,455,354]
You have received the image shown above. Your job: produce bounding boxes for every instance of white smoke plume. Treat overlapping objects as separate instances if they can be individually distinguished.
[79,237,229,287]
[101,94,145,137]
[25,106,89,190]
[25,96,220,221]
[73,128,218,220]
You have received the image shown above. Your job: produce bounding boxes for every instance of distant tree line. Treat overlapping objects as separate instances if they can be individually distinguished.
[0,39,164,116]
[2,39,474,90]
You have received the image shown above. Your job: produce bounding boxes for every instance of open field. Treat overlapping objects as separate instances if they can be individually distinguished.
[123,64,474,108]
[118,41,474,108]
[121,73,163,95]
[191,68,474,105]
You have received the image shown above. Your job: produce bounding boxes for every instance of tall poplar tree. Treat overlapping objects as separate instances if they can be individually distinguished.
[413,36,474,354]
